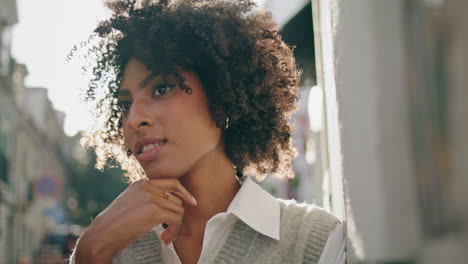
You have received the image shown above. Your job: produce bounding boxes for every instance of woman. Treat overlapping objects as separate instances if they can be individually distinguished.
[70,0,345,263]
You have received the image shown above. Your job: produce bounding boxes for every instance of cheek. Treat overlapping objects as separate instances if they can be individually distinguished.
[121,119,136,151]
[188,114,221,150]
[170,101,220,148]
[121,121,130,145]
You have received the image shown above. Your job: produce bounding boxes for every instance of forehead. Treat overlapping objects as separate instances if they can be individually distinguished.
[117,58,173,96]
[119,59,153,89]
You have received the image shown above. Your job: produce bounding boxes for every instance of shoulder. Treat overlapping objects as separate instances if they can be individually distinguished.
[276,199,342,262]
[277,198,341,229]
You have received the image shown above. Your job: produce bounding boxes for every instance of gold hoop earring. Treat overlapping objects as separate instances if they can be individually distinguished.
[225,117,229,130]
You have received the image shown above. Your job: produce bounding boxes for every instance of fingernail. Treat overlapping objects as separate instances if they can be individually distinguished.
[191,196,198,206]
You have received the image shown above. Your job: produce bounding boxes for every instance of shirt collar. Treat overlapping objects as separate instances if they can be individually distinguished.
[227,176,280,240]
[152,177,281,241]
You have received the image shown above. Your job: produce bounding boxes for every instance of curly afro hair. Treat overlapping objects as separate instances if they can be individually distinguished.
[76,0,301,182]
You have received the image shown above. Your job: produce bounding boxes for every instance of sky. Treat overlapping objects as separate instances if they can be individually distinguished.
[11,0,266,136]
[12,0,110,136]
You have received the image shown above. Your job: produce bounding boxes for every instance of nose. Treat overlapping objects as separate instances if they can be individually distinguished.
[125,99,152,130]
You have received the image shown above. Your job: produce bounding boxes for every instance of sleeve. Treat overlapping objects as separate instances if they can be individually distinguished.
[317,223,346,264]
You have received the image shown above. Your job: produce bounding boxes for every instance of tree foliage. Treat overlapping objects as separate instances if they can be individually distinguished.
[68,150,127,226]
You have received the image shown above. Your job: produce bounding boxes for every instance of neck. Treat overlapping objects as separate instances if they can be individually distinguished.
[177,145,240,237]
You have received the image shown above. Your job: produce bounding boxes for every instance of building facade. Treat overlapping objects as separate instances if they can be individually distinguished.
[263,0,468,262]
[313,0,468,262]
[0,0,73,262]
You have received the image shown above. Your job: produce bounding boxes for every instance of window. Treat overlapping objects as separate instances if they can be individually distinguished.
[0,25,12,77]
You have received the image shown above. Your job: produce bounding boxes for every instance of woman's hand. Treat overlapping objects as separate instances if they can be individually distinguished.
[74,178,197,264]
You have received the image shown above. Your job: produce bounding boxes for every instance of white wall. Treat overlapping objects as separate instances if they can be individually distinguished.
[263,0,309,27]
[447,0,468,231]
[314,0,423,261]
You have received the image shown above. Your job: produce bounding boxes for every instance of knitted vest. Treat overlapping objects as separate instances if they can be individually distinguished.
[71,199,340,264]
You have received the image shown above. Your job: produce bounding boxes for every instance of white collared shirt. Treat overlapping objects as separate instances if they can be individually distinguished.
[152,177,345,263]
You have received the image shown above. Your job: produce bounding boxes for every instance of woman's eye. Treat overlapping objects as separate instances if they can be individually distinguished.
[117,101,132,112]
[153,84,176,96]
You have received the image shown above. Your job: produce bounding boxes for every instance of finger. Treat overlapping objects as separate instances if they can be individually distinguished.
[167,193,182,206]
[161,228,178,244]
[156,210,182,243]
[148,179,197,206]
[161,229,174,245]
[156,209,182,230]
[153,194,184,215]
[161,223,181,244]
[138,183,184,216]
[150,179,195,205]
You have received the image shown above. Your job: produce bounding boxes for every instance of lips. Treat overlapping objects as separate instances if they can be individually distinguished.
[134,138,166,154]
[134,138,167,163]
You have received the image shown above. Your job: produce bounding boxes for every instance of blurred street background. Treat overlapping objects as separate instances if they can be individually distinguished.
[1,0,468,263]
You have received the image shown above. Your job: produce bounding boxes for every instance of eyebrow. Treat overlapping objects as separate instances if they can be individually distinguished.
[117,72,159,97]
[117,89,130,97]
[141,72,158,88]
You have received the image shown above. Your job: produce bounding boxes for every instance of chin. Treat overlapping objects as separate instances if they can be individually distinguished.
[143,163,187,180]
[146,172,181,180]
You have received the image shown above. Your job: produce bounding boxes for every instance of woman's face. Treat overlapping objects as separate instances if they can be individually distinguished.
[117,58,223,179]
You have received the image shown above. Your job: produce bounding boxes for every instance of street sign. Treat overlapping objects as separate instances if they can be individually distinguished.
[33,174,61,199]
